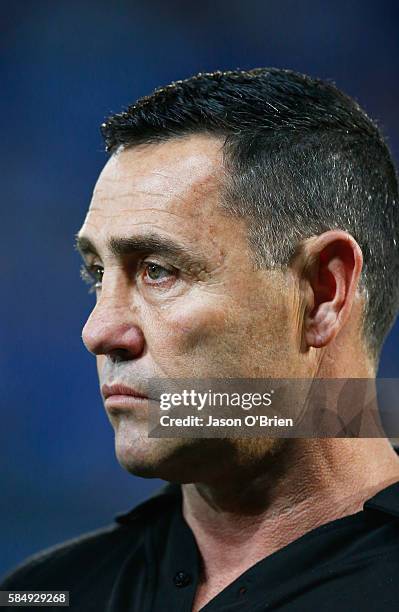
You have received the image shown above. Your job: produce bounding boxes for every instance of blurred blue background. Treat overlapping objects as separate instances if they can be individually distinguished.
[1,0,399,576]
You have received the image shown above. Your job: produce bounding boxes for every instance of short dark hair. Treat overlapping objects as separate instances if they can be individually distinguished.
[101,68,399,363]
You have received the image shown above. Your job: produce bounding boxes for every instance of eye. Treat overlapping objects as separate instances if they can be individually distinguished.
[142,262,176,285]
[80,264,104,293]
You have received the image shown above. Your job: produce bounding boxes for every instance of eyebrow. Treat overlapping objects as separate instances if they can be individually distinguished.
[75,234,99,257]
[74,232,209,270]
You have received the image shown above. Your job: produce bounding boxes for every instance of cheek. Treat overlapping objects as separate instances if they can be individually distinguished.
[146,298,231,357]
[146,287,293,377]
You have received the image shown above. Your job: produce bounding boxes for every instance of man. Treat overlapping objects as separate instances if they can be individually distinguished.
[2,68,399,611]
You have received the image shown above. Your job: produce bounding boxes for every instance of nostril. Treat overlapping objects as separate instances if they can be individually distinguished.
[109,348,137,363]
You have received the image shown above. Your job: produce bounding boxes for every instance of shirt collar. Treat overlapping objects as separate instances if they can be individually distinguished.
[364,479,399,518]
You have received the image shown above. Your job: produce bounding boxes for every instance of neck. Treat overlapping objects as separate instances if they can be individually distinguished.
[183,438,399,609]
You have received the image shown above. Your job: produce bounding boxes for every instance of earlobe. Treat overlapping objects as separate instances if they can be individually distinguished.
[305,294,342,348]
[301,232,363,350]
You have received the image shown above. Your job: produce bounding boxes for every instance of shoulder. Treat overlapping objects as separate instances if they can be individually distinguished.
[0,483,181,591]
[0,522,133,590]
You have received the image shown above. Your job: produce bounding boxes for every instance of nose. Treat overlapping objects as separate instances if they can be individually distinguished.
[82,297,145,362]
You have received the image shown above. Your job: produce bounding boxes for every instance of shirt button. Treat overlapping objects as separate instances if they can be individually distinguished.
[173,571,192,587]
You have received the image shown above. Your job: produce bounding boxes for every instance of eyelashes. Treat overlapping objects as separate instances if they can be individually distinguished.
[79,262,177,293]
[80,264,102,294]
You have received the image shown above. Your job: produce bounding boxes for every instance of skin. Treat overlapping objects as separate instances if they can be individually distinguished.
[77,134,399,610]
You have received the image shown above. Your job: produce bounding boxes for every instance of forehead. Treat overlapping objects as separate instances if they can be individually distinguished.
[82,134,225,238]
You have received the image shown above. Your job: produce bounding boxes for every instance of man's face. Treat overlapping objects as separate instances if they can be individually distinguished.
[78,135,299,481]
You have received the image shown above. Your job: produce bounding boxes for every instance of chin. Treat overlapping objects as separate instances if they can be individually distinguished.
[113,421,230,482]
[114,424,193,480]
[115,439,174,479]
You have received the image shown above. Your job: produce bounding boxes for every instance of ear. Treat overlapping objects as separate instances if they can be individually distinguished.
[301,230,363,349]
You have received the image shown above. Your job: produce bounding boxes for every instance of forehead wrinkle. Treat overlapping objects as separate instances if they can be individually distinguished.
[93,190,172,200]
[95,169,183,188]
[88,188,215,220]
[85,208,194,224]
[95,173,219,199]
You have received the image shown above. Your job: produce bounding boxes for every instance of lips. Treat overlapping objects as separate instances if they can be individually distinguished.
[101,383,150,414]
[101,383,148,400]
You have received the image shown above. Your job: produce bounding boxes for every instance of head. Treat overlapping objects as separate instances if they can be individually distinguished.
[77,69,399,482]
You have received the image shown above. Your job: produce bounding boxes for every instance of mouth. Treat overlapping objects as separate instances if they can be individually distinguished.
[101,383,149,411]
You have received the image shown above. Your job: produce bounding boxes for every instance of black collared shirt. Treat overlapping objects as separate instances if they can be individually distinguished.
[3,481,399,611]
